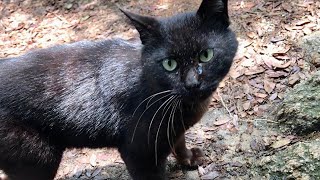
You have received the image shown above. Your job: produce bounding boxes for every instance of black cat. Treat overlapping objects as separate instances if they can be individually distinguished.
[0,0,238,179]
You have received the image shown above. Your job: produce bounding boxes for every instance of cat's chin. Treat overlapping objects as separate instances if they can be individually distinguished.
[179,83,218,103]
[181,90,213,103]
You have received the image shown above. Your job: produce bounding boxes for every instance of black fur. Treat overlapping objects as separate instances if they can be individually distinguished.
[0,0,238,179]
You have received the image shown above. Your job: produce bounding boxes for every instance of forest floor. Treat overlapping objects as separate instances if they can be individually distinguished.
[0,0,319,179]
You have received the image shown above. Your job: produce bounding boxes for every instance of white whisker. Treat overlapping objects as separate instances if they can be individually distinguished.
[154,95,177,165]
[147,95,176,145]
[167,99,179,156]
[130,90,172,143]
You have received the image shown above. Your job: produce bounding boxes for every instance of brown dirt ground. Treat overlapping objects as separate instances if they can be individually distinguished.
[0,0,319,179]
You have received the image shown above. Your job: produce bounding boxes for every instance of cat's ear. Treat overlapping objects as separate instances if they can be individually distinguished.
[120,8,161,44]
[197,0,230,26]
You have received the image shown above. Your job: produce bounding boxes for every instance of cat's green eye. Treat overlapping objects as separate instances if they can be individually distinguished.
[162,59,177,71]
[199,48,214,63]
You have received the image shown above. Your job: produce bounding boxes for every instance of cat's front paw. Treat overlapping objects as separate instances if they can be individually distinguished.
[176,147,205,169]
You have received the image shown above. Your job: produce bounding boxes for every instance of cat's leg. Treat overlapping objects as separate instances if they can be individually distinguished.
[174,133,205,168]
[119,144,167,180]
[0,118,63,180]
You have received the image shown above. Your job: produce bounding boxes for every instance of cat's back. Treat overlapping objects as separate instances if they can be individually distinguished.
[0,38,142,122]
[0,38,141,87]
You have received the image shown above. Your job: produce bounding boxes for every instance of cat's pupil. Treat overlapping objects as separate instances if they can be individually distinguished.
[204,51,208,58]
[168,60,172,66]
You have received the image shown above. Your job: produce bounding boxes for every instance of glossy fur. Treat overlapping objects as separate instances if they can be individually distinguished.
[0,0,238,179]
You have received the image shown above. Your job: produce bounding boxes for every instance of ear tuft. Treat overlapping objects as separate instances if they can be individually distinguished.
[119,8,161,44]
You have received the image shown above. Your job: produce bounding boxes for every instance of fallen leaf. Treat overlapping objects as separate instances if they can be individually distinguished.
[249,79,264,89]
[269,93,278,100]
[288,73,300,85]
[265,70,288,78]
[282,2,293,12]
[202,127,219,132]
[295,19,311,26]
[263,56,291,69]
[278,93,285,99]
[64,3,73,10]
[254,93,268,98]
[270,36,285,43]
[243,101,251,110]
[264,79,276,94]
[89,154,97,167]
[81,15,91,21]
[201,171,220,180]
[229,66,245,79]
[256,98,265,103]
[247,31,256,39]
[272,53,290,60]
[302,27,312,35]
[241,58,255,67]
[91,168,101,177]
[271,138,291,149]
[213,116,230,126]
[85,169,92,177]
[244,66,265,75]
[198,166,206,176]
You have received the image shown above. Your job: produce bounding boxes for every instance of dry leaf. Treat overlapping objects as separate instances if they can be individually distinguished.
[282,2,293,12]
[270,36,285,43]
[249,79,264,89]
[91,168,101,177]
[244,66,265,75]
[288,73,300,85]
[263,56,291,69]
[265,70,288,78]
[269,93,278,101]
[89,154,97,167]
[241,58,255,67]
[278,93,285,99]
[201,171,220,180]
[271,138,291,149]
[264,79,276,94]
[214,116,230,126]
[302,27,312,35]
[272,53,290,60]
[295,19,311,26]
[198,166,206,176]
[247,31,256,39]
[230,69,243,79]
[254,93,268,98]
[243,101,251,110]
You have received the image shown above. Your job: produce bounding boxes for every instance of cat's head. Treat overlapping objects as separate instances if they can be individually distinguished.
[122,0,238,102]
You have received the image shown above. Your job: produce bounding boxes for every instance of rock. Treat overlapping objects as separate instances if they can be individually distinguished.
[300,31,320,67]
[276,70,320,135]
[253,138,320,179]
[184,170,200,180]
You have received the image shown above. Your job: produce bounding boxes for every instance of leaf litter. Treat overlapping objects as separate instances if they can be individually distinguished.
[0,0,319,179]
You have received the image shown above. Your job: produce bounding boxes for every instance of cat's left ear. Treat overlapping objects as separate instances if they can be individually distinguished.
[120,8,161,45]
[197,0,230,27]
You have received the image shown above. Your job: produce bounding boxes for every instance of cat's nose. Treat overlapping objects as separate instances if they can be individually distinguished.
[185,68,201,89]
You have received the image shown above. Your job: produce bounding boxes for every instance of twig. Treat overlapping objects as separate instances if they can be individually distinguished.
[217,90,233,118]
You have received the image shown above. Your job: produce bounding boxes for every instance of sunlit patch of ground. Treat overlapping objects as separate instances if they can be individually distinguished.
[0,0,319,179]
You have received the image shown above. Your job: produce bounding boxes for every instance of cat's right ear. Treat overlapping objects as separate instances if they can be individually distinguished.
[197,0,230,27]
[119,8,161,44]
